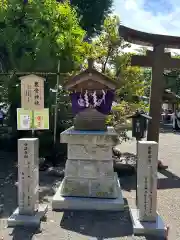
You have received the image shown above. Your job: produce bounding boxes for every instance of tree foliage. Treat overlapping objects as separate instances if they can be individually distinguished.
[164,70,180,95]
[69,0,113,38]
[87,16,149,133]
[0,0,89,73]
[0,0,91,147]
[91,16,146,102]
[0,2,153,153]
[0,0,91,105]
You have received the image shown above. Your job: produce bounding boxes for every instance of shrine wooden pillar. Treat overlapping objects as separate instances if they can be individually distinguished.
[148,45,164,141]
[131,45,166,142]
[119,25,180,142]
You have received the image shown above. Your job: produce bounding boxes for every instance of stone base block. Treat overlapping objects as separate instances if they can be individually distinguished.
[61,175,118,199]
[67,144,112,161]
[7,204,48,228]
[130,208,166,237]
[52,178,124,211]
[65,159,114,179]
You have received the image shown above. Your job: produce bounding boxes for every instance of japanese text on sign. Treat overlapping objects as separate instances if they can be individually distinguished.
[20,74,44,110]
[23,142,31,206]
[24,142,28,159]
[148,146,153,215]
[143,146,153,218]
[34,81,40,106]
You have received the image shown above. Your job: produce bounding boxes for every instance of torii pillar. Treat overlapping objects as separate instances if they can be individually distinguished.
[118,25,180,142]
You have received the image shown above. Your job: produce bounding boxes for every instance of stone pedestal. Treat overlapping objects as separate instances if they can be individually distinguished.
[52,126,124,211]
[8,138,48,227]
[130,141,165,237]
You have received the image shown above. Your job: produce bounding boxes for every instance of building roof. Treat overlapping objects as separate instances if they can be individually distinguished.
[64,59,117,90]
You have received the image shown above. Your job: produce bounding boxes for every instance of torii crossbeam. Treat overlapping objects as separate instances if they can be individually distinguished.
[119,25,180,142]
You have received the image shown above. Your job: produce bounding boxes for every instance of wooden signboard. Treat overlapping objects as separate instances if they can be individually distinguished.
[20,74,45,110]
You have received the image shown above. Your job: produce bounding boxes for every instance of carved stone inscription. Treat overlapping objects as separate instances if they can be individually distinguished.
[137,141,158,222]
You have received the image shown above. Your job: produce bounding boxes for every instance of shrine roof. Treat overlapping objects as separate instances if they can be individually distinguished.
[64,66,117,90]
[119,25,180,49]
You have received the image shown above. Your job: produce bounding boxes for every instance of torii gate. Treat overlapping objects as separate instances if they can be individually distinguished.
[119,25,180,142]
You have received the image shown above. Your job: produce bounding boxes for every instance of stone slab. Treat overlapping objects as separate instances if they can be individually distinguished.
[60,175,118,198]
[52,178,124,211]
[90,179,117,198]
[67,144,112,160]
[60,126,117,146]
[61,177,90,197]
[65,159,114,179]
[7,204,48,228]
[130,208,166,237]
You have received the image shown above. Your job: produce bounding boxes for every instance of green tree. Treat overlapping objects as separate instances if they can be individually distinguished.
[90,16,148,134]
[91,16,145,101]
[164,70,180,95]
[69,0,113,38]
[0,0,88,73]
[0,0,90,151]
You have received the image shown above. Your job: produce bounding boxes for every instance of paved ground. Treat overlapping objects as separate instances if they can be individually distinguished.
[0,128,180,239]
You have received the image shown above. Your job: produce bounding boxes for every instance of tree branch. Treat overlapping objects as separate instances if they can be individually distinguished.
[102,46,112,73]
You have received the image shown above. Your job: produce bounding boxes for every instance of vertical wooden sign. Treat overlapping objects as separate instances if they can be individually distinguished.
[20,74,45,110]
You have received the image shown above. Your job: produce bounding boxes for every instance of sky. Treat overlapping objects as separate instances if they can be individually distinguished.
[114,0,180,53]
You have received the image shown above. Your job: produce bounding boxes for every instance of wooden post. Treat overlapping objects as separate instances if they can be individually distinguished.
[53,60,60,146]
[147,45,165,142]
[131,49,180,142]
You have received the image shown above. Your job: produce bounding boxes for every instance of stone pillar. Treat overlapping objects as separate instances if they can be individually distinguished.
[137,141,158,222]
[61,127,118,198]
[18,138,39,215]
[52,126,124,210]
[130,141,165,237]
[7,138,48,227]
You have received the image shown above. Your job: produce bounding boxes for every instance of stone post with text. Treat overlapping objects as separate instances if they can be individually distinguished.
[18,138,39,216]
[137,141,158,222]
[130,141,166,237]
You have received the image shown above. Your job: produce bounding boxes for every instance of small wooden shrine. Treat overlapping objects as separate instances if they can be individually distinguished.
[64,59,117,131]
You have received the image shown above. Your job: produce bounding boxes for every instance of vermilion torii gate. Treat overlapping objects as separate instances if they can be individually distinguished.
[119,25,180,142]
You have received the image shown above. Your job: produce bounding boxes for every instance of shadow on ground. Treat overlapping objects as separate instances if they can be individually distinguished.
[0,151,64,218]
[159,123,180,135]
[119,168,180,192]
[8,226,41,240]
[59,205,165,240]
[158,169,180,189]
[0,152,17,218]
[60,199,133,239]
[38,171,63,204]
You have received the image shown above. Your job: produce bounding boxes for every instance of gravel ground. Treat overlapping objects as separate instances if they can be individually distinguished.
[0,129,180,240]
